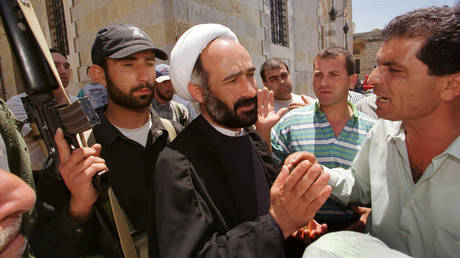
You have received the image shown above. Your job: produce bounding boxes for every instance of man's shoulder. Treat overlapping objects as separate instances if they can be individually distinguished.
[6,92,27,105]
[355,110,377,128]
[156,121,203,166]
[367,119,403,139]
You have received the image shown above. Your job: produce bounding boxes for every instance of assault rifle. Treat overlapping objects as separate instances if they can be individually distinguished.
[0,0,108,193]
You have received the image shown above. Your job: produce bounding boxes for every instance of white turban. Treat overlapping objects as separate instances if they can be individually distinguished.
[170,24,238,101]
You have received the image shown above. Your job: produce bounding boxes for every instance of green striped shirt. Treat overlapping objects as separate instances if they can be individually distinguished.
[271,100,375,168]
[271,101,376,222]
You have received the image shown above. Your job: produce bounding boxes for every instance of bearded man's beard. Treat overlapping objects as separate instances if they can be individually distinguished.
[203,88,258,129]
[106,75,154,111]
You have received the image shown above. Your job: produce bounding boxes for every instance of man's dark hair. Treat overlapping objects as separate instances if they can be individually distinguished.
[314,46,355,75]
[190,55,210,92]
[259,58,290,82]
[49,48,67,58]
[382,5,460,76]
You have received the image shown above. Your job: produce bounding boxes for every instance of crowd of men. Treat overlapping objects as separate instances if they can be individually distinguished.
[0,4,458,258]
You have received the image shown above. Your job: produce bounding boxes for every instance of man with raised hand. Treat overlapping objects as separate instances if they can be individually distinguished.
[149,23,331,258]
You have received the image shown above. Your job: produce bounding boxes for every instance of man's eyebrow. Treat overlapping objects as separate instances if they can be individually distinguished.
[118,56,155,61]
[223,67,256,81]
[268,74,280,80]
[376,57,399,67]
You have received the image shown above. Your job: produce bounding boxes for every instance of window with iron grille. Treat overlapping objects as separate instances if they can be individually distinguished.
[270,0,288,47]
[46,0,68,55]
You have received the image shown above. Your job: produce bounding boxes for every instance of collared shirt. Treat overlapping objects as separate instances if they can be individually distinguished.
[356,93,378,120]
[348,91,365,105]
[326,120,460,257]
[93,110,169,232]
[271,100,375,166]
[152,98,175,121]
[151,98,191,127]
[209,121,245,137]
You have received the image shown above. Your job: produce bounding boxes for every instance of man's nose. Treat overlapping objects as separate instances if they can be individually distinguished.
[137,66,152,83]
[0,170,36,221]
[56,64,66,74]
[367,66,382,87]
[240,77,257,97]
[320,76,330,87]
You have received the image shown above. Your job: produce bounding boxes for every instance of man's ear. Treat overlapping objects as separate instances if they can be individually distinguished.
[349,74,358,90]
[262,79,268,87]
[188,83,205,103]
[92,64,107,86]
[440,72,460,102]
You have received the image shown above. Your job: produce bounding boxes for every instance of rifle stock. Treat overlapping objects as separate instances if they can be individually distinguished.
[0,0,108,194]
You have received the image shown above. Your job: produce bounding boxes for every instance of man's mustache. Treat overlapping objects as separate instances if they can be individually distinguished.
[234,96,257,112]
[130,83,155,93]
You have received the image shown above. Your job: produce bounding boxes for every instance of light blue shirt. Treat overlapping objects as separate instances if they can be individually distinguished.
[326,119,460,257]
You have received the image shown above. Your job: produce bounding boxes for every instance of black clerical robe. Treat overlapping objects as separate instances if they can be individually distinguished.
[148,115,284,258]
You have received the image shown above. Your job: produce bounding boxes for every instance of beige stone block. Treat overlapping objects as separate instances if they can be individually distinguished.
[79,50,92,68]
[239,4,259,26]
[215,0,240,17]
[295,51,306,62]
[239,36,262,56]
[194,0,214,8]
[106,0,133,20]
[144,20,177,46]
[175,19,192,39]
[164,20,178,44]
[132,0,153,10]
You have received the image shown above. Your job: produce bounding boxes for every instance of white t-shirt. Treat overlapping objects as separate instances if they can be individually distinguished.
[273,93,315,113]
[114,118,152,147]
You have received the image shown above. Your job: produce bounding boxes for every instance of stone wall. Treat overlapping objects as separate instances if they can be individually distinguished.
[353,29,383,80]
[1,0,353,100]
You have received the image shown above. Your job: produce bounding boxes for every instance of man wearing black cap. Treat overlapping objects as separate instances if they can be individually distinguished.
[30,24,174,257]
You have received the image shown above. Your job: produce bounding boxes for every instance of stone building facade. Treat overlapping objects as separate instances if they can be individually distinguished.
[353,29,383,80]
[1,0,353,100]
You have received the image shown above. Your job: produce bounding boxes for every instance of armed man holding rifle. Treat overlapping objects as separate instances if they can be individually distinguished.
[29,24,176,257]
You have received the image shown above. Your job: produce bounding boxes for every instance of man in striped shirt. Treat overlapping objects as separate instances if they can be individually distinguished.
[271,46,375,232]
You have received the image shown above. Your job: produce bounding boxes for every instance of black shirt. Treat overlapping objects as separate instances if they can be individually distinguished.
[30,109,171,257]
[94,110,169,231]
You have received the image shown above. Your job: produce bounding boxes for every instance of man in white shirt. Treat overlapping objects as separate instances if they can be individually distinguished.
[260,58,314,113]
[302,5,460,257]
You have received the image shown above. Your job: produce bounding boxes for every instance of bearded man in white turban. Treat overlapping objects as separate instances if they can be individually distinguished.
[148,24,332,258]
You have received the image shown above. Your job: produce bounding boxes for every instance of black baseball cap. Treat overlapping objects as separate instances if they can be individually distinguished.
[91,24,168,66]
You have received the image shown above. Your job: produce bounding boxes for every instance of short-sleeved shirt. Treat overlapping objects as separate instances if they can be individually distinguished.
[271,100,375,223]
[271,100,375,167]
